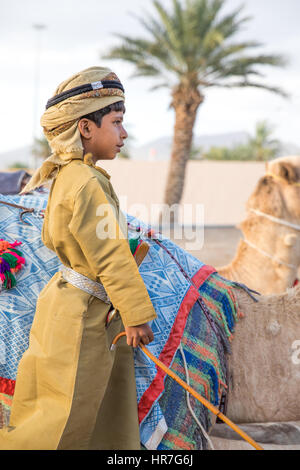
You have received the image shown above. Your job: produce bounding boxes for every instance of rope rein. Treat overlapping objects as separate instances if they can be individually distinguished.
[243,238,297,269]
[0,200,45,225]
[249,208,300,232]
[179,342,215,450]
[245,206,300,270]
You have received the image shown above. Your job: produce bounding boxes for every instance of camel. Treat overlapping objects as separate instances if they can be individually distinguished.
[217,156,300,294]
[209,284,300,450]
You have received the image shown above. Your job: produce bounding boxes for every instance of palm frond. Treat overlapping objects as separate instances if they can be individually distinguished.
[191,0,224,39]
[212,6,252,40]
[131,12,186,73]
[210,54,288,80]
[152,0,198,70]
[102,0,287,98]
[206,41,263,64]
[104,34,178,78]
[149,82,170,91]
[210,80,289,98]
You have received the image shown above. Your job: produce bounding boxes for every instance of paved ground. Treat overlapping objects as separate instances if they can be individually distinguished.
[170,226,242,268]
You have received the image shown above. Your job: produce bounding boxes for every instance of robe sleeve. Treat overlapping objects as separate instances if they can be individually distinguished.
[68,176,157,327]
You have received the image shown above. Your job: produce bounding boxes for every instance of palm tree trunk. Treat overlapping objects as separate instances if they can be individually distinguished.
[163,85,204,223]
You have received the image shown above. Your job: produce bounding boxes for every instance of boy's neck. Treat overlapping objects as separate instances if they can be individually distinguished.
[91,154,98,165]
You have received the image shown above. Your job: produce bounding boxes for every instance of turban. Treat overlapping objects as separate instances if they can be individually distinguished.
[21,66,125,194]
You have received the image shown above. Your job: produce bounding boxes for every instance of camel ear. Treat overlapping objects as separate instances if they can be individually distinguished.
[270,160,298,184]
[246,175,283,217]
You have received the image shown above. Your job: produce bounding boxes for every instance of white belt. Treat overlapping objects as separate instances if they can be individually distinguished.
[61,266,111,304]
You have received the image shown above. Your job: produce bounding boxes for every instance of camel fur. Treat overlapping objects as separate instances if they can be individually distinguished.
[209,283,300,450]
[217,156,300,294]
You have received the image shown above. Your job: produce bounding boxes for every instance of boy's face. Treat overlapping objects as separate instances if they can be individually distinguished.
[79,110,128,161]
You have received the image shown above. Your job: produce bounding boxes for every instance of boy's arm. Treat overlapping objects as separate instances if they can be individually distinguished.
[68,177,157,328]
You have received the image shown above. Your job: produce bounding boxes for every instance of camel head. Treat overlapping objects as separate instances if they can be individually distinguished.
[241,156,300,281]
[218,156,300,293]
[246,155,300,221]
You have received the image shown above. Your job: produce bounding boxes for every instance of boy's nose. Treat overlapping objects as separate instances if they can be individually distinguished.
[121,126,128,139]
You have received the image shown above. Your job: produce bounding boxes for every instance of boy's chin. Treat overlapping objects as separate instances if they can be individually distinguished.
[109,153,118,160]
[97,153,118,161]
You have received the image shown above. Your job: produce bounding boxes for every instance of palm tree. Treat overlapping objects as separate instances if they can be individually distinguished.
[203,119,281,161]
[104,0,287,221]
[248,120,281,161]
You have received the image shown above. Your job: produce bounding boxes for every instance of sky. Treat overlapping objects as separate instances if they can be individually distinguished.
[0,0,300,153]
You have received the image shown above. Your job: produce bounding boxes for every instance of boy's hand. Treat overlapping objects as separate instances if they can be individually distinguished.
[124,323,154,348]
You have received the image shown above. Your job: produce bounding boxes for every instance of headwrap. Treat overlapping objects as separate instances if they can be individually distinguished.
[21,66,125,194]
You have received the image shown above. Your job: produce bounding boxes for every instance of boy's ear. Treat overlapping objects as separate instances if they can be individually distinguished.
[78,118,92,139]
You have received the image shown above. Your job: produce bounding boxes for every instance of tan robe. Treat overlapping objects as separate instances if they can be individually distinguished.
[0,159,157,450]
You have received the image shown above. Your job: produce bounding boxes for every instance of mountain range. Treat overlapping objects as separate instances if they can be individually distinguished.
[130,132,300,161]
[0,132,299,168]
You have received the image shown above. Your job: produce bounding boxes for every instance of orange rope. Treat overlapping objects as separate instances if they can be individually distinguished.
[111,332,264,451]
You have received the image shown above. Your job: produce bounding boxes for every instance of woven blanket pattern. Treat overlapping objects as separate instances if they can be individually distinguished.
[0,196,241,450]
[0,194,58,384]
[158,273,242,450]
[0,193,56,427]
[126,216,216,448]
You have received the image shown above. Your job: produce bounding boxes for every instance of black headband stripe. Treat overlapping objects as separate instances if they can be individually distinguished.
[45,80,125,109]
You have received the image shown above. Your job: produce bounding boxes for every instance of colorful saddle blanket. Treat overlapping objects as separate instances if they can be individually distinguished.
[0,194,242,449]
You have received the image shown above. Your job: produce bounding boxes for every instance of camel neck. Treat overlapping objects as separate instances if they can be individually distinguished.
[228,237,298,294]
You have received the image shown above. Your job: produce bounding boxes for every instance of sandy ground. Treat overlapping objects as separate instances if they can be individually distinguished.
[170,226,242,268]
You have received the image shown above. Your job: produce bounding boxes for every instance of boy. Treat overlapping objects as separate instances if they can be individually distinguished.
[0,67,156,450]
